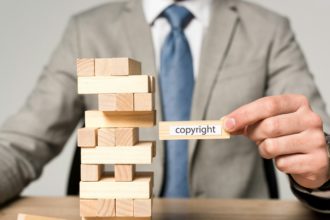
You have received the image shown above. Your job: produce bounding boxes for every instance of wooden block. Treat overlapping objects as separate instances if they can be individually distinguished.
[114,164,135,181]
[81,164,104,182]
[134,93,154,111]
[97,128,115,146]
[85,111,156,128]
[116,199,133,217]
[80,173,152,199]
[81,142,154,164]
[159,119,230,140]
[78,75,150,94]
[17,214,66,220]
[151,141,156,157]
[115,128,138,146]
[149,76,155,93]
[80,199,115,217]
[78,128,97,147]
[134,199,152,217]
[77,59,94,77]
[95,58,141,76]
[98,93,133,111]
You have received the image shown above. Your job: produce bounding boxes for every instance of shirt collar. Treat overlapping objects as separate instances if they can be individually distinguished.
[142,0,213,28]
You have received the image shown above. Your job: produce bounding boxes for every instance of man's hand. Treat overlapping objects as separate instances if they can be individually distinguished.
[224,94,329,189]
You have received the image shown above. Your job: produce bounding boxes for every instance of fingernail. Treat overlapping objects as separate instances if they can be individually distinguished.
[224,118,236,131]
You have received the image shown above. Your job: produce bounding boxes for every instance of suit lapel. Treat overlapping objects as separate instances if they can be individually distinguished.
[189,0,239,169]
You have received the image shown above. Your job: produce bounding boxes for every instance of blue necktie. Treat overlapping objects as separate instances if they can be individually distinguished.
[159,4,194,198]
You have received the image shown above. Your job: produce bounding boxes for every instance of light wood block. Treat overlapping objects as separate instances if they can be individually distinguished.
[97,128,115,146]
[116,199,133,217]
[77,59,94,77]
[114,164,135,182]
[81,141,154,164]
[81,164,103,182]
[80,199,115,217]
[134,93,154,111]
[78,75,150,94]
[17,214,66,220]
[134,199,152,217]
[80,173,152,199]
[95,58,141,76]
[98,93,133,111]
[85,111,156,128]
[78,128,97,147]
[115,128,138,146]
[159,119,230,140]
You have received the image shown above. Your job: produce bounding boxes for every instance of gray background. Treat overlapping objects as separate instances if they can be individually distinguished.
[0,0,329,200]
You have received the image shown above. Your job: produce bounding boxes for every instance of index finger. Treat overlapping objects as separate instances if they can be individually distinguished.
[223,94,308,133]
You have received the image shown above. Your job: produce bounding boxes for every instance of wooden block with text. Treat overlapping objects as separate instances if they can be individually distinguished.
[98,93,134,111]
[17,214,66,220]
[81,164,104,182]
[85,111,156,128]
[116,199,134,217]
[134,199,152,217]
[80,199,115,217]
[115,164,135,181]
[78,128,97,147]
[95,58,141,76]
[115,127,138,146]
[159,119,230,140]
[77,59,94,77]
[97,128,115,146]
[134,93,155,111]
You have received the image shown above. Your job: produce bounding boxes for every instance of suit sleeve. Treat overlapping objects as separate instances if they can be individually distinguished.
[266,17,330,212]
[0,17,83,205]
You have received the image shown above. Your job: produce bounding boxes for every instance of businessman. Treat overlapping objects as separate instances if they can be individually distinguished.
[0,0,329,212]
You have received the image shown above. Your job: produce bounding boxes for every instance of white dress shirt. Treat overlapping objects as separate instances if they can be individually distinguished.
[142,0,213,78]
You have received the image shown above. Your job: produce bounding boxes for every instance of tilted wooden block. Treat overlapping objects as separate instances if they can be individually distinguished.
[81,164,104,182]
[85,111,156,128]
[80,173,152,199]
[97,128,115,146]
[114,164,135,182]
[134,199,152,217]
[98,93,134,111]
[95,58,141,76]
[115,127,138,146]
[116,199,134,217]
[77,59,94,77]
[78,75,151,94]
[17,214,66,220]
[81,142,154,164]
[78,128,97,147]
[159,119,230,140]
[134,93,155,111]
[80,199,115,217]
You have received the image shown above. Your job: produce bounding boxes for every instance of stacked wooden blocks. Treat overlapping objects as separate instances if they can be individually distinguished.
[77,58,156,220]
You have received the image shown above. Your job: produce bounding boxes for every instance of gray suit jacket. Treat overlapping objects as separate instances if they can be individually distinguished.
[0,0,329,204]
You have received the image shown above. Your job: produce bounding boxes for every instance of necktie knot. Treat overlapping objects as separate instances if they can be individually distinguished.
[161,4,194,30]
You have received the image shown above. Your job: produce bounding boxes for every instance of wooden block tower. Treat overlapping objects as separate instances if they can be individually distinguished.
[76,58,156,219]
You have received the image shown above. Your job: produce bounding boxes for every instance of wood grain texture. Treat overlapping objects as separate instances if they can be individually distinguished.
[116,199,134,217]
[80,173,152,199]
[78,75,150,94]
[98,94,134,111]
[94,58,141,76]
[115,128,138,146]
[85,111,156,128]
[81,142,154,164]
[17,214,66,220]
[134,93,155,111]
[80,199,115,217]
[77,59,94,77]
[77,128,97,147]
[81,164,104,182]
[134,199,152,217]
[114,164,135,182]
[97,128,115,146]
[159,119,230,140]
